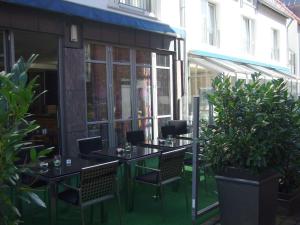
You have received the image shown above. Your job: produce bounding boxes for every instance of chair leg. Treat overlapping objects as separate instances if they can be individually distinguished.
[116,193,122,225]
[80,207,85,225]
[159,185,165,220]
[90,205,94,224]
[183,179,189,214]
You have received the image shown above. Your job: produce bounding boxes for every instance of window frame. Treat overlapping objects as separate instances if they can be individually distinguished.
[207,2,219,47]
[109,0,159,18]
[271,28,280,61]
[242,16,255,55]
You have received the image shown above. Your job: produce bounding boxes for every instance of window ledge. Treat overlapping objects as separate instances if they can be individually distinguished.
[108,3,158,20]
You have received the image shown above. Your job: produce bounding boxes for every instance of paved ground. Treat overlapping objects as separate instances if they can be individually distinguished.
[202,210,300,225]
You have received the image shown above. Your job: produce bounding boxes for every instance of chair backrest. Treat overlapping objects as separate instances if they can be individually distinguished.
[161,125,176,138]
[77,136,102,155]
[168,120,188,135]
[16,145,45,165]
[159,148,186,181]
[80,160,119,204]
[126,130,145,145]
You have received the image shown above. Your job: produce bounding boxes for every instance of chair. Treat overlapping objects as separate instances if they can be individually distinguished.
[77,136,102,158]
[133,148,188,218]
[126,130,145,145]
[168,120,188,135]
[58,160,122,225]
[161,125,176,138]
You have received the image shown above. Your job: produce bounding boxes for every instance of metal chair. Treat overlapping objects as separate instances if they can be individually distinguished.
[57,160,122,225]
[77,136,102,158]
[133,148,188,218]
[168,120,188,135]
[126,130,145,145]
[161,125,176,138]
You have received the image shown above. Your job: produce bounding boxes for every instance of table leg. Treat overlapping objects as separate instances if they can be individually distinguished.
[49,181,57,225]
[124,163,133,212]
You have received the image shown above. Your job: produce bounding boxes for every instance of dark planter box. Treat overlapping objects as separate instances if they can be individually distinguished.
[278,187,300,215]
[216,168,279,225]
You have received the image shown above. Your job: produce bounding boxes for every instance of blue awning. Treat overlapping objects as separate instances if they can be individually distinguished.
[190,50,291,76]
[3,0,185,38]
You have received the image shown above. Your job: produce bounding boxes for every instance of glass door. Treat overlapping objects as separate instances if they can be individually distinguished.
[112,47,132,146]
[136,49,153,140]
[85,43,110,148]
[155,54,173,137]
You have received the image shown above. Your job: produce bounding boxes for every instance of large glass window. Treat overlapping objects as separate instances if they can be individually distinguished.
[116,0,157,16]
[0,32,4,72]
[156,54,172,135]
[113,47,132,145]
[207,3,218,46]
[14,30,59,151]
[271,29,280,61]
[85,43,109,145]
[242,17,255,54]
[85,43,173,146]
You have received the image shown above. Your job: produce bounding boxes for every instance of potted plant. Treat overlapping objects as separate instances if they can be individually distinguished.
[202,73,300,225]
[277,99,300,214]
[0,55,51,225]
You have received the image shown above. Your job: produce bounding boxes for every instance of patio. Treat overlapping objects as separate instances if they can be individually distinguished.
[20,170,218,225]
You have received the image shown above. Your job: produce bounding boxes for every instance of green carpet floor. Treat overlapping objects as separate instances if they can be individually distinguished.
[21,166,218,225]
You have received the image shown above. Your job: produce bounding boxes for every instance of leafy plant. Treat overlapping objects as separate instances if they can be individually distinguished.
[0,55,51,225]
[203,73,300,177]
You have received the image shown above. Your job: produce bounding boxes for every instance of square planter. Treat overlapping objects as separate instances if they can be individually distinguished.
[278,187,300,215]
[216,169,279,225]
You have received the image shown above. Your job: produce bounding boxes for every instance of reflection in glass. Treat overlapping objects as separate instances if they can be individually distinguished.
[85,43,106,61]
[113,47,130,63]
[0,32,4,72]
[137,67,152,118]
[88,123,109,148]
[157,68,171,115]
[138,119,152,140]
[156,54,170,67]
[86,63,108,122]
[113,65,131,120]
[115,121,132,146]
[136,49,151,65]
[157,117,171,138]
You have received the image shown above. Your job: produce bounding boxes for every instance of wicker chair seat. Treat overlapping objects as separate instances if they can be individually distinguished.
[135,171,159,185]
[58,189,79,205]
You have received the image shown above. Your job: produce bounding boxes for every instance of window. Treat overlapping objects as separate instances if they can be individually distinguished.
[288,50,296,75]
[271,29,280,61]
[242,17,255,54]
[114,0,157,17]
[0,32,4,72]
[207,3,219,47]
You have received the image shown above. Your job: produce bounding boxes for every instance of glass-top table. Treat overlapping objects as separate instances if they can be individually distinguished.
[92,146,162,211]
[92,146,161,163]
[30,157,115,225]
[175,133,194,140]
[142,138,192,150]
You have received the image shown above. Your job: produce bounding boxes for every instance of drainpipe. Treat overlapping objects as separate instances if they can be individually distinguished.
[286,17,293,73]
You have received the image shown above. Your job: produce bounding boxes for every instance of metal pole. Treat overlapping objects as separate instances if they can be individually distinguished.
[191,96,200,223]
[208,102,214,125]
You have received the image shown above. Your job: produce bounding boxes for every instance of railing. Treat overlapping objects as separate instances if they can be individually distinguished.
[271,48,280,61]
[116,0,153,13]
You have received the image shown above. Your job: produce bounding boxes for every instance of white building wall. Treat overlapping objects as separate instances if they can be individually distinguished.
[186,0,289,68]
[63,0,182,28]
[287,20,300,76]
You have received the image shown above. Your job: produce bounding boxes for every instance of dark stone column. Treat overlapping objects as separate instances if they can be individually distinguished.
[61,47,87,157]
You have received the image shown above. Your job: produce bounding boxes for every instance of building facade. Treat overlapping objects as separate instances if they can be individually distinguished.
[0,0,185,156]
[183,0,300,121]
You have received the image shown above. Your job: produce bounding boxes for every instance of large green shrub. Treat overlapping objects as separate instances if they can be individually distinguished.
[0,55,50,225]
[203,73,300,176]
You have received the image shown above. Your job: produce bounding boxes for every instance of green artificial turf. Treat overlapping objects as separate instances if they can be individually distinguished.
[21,165,218,225]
